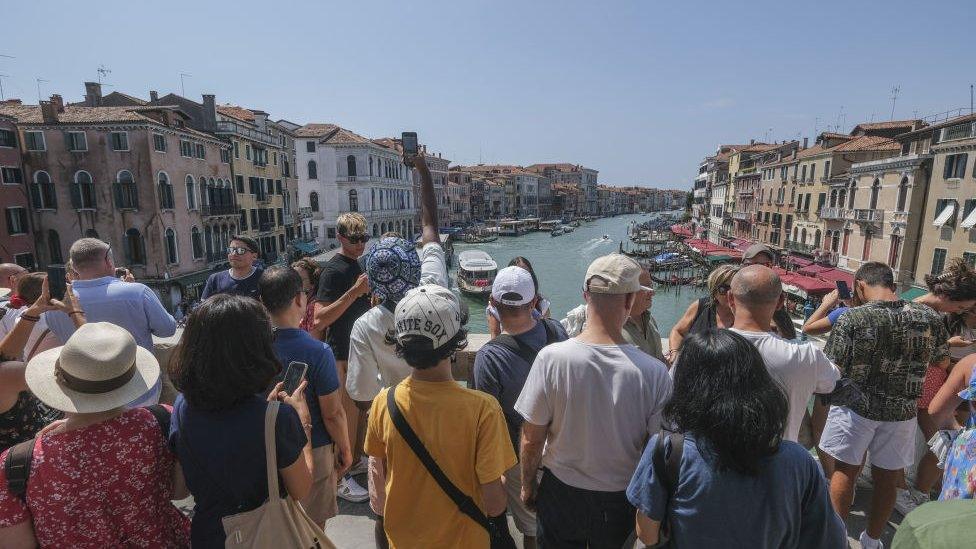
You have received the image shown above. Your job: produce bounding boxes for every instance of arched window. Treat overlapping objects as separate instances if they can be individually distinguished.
[191,226,203,260]
[847,182,856,210]
[380,190,384,210]
[204,226,214,261]
[307,160,318,180]
[349,189,358,212]
[371,188,375,210]
[30,171,57,210]
[165,228,178,264]
[381,222,387,233]
[221,225,230,252]
[186,175,197,210]
[369,157,374,176]
[209,177,219,207]
[112,170,138,210]
[309,192,319,212]
[800,228,807,245]
[395,221,401,234]
[896,177,909,212]
[158,172,174,209]
[869,179,881,210]
[124,228,146,265]
[71,171,96,210]
[48,230,63,264]
[372,223,379,237]
[814,229,822,248]
[347,155,357,177]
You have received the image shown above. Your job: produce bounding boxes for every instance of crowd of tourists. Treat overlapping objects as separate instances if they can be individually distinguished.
[0,151,974,548]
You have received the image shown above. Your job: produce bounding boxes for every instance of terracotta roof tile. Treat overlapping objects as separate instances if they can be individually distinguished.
[852,120,921,132]
[899,113,976,138]
[216,104,255,122]
[832,135,901,152]
[819,132,852,141]
[0,103,156,124]
[294,123,340,138]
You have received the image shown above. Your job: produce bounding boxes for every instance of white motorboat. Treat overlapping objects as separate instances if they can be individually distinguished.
[456,250,497,296]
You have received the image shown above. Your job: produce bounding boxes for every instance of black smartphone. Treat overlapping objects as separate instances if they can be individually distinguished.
[836,280,852,300]
[46,266,67,301]
[115,267,128,279]
[282,361,308,395]
[401,132,418,167]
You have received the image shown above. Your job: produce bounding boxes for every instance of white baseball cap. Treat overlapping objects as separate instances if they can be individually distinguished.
[394,285,463,348]
[491,266,536,306]
[584,254,645,294]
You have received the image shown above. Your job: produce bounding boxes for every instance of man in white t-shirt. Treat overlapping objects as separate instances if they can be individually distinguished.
[727,265,840,442]
[344,152,447,548]
[515,254,672,548]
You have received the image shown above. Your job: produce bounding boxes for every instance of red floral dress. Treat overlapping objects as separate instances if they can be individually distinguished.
[0,407,190,548]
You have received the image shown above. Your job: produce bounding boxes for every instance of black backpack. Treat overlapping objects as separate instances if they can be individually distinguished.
[4,404,171,501]
[486,318,562,365]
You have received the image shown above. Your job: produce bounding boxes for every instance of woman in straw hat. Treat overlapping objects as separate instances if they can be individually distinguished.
[169,294,314,548]
[0,278,191,547]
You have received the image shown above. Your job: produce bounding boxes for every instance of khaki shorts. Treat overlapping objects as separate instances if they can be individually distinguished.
[503,463,537,537]
[300,443,338,527]
[368,455,386,516]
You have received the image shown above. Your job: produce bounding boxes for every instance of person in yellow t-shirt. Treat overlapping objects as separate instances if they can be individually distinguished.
[365,285,516,549]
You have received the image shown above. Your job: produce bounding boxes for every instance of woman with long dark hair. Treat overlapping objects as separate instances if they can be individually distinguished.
[169,294,314,548]
[627,329,844,548]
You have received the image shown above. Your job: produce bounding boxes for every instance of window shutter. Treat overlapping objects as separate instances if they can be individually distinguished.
[944,157,953,179]
[29,183,43,208]
[5,210,13,235]
[70,182,82,209]
[88,185,97,209]
[113,182,123,208]
[958,154,969,179]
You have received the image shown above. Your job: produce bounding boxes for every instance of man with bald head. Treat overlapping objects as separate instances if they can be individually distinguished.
[0,263,28,301]
[728,265,840,442]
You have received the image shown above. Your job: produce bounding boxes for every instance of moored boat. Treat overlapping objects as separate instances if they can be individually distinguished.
[456,250,497,296]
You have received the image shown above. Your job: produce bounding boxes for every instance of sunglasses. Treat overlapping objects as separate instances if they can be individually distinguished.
[341,233,370,244]
[716,284,731,295]
[227,246,254,256]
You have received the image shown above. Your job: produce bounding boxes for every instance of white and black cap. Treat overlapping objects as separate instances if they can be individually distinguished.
[394,285,463,347]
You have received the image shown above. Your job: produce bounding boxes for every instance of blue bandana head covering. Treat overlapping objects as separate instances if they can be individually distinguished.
[363,237,422,303]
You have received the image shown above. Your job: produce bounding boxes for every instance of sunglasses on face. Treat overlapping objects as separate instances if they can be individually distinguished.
[227,247,253,256]
[341,233,370,244]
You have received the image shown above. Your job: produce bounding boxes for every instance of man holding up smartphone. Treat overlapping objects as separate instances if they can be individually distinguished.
[260,265,351,528]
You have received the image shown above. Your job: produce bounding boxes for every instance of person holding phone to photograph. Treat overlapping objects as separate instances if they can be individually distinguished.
[260,265,350,529]
[802,281,858,337]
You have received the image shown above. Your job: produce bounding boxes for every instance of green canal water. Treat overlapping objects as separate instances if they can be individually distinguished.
[450,213,706,334]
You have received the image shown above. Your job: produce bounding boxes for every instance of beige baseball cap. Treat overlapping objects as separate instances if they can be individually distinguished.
[583,254,645,294]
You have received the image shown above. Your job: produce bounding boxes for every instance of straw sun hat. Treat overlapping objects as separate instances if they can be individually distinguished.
[25,322,160,414]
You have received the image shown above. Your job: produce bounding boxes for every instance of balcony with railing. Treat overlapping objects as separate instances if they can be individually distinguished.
[201,204,238,217]
[256,194,272,205]
[215,120,280,148]
[732,211,751,221]
[846,208,885,223]
[819,207,846,220]
[889,211,910,225]
[785,241,817,254]
[258,221,275,233]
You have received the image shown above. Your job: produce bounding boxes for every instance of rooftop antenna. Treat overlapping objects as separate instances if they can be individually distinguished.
[97,64,111,85]
[835,105,845,133]
[970,84,974,115]
[814,116,820,136]
[0,74,8,100]
[179,72,192,96]
[890,86,901,120]
[35,77,49,102]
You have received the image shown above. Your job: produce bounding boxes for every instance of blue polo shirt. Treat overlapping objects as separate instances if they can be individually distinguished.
[271,327,340,447]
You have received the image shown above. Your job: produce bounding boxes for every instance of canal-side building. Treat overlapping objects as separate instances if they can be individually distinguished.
[525,163,598,215]
[0,112,35,269]
[296,123,416,246]
[0,93,233,309]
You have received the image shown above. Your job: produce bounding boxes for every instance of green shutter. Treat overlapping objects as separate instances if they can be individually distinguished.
[29,183,42,208]
[69,182,82,209]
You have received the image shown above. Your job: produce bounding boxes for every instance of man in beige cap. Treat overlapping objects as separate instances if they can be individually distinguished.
[515,254,672,548]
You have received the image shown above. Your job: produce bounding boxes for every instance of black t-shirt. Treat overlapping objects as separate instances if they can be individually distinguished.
[315,253,370,360]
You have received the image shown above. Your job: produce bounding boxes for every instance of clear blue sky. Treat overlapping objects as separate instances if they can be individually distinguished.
[3,1,973,189]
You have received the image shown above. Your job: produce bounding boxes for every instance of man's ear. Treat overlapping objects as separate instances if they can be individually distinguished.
[727,291,737,314]
[777,292,785,310]
[624,292,637,312]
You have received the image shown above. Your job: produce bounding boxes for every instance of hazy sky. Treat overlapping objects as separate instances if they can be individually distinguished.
[2,1,973,189]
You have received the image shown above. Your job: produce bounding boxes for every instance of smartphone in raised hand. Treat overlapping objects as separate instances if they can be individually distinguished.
[282,361,308,395]
[402,132,418,167]
[836,280,852,300]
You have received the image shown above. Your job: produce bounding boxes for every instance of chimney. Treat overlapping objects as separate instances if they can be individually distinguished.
[149,90,159,103]
[202,94,216,132]
[40,100,59,124]
[50,94,64,113]
[252,111,268,131]
[802,137,809,149]
[83,82,102,107]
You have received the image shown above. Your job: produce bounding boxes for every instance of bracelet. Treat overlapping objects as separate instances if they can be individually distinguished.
[68,311,86,316]
[20,314,40,323]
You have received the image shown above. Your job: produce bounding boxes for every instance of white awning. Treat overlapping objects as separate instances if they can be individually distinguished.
[933,202,956,228]
[962,206,976,230]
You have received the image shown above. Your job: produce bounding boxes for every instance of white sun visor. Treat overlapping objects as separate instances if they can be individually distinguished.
[933,202,956,228]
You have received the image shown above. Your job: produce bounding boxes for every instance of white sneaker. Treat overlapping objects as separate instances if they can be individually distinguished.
[894,487,929,517]
[348,456,368,476]
[859,531,883,549]
[338,475,370,503]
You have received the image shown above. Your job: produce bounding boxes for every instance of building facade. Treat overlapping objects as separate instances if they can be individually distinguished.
[0,113,35,269]
[0,94,233,309]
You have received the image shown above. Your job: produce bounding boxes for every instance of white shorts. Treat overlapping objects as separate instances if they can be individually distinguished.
[502,463,536,537]
[818,406,917,471]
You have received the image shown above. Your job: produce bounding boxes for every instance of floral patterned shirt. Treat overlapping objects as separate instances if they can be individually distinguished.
[0,406,190,548]
[940,372,976,501]
[824,300,949,422]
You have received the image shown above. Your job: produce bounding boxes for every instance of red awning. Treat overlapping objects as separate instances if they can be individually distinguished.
[798,264,832,276]
[788,256,814,267]
[782,273,836,295]
[670,225,693,238]
[814,268,855,286]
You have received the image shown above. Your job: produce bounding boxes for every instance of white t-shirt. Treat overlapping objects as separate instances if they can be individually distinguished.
[0,307,59,362]
[346,243,448,401]
[514,338,672,492]
[730,328,841,442]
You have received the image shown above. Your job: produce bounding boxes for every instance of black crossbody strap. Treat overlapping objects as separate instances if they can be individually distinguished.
[4,438,36,501]
[386,384,489,531]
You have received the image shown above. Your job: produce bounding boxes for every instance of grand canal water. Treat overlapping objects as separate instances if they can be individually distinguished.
[451,213,706,334]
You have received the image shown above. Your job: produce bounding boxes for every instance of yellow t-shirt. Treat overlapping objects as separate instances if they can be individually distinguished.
[365,377,517,549]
